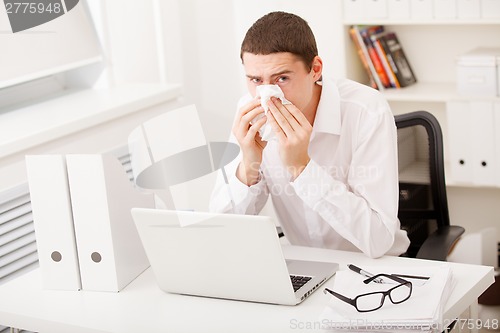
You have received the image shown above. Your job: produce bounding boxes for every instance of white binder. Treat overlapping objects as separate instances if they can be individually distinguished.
[470,101,496,186]
[495,102,500,187]
[447,101,497,186]
[446,101,474,184]
[25,155,82,291]
[66,154,155,292]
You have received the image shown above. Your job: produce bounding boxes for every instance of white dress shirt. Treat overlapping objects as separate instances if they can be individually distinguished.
[209,78,410,258]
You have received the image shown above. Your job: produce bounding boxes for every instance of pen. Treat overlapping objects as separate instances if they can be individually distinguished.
[392,273,430,280]
[347,264,384,283]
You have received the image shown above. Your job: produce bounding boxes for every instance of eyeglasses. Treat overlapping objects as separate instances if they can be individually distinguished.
[323,274,412,312]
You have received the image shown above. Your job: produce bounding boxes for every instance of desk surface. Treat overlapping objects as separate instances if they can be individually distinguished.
[0,245,494,333]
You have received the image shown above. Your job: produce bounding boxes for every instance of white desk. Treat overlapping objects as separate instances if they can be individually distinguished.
[0,245,494,333]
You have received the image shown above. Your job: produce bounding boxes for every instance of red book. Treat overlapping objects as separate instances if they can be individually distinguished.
[371,32,400,88]
[349,26,382,90]
[359,25,391,89]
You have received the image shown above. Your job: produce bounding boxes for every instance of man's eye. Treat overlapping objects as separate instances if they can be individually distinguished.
[250,78,261,84]
[277,76,288,83]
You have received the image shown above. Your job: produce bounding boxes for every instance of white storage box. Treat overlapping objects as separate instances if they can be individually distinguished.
[410,0,433,20]
[457,0,480,19]
[343,0,388,20]
[481,0,500,19]
[456,47,500,97]
[434,0,457,19]
[387,0,410,19]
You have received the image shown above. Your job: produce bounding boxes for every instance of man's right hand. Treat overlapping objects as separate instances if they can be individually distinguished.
[232,98,267,186]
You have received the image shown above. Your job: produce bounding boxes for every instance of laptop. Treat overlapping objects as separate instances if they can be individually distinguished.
[131,208,338,305]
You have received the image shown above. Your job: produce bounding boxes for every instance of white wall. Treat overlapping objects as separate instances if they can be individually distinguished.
[173,0,242,142]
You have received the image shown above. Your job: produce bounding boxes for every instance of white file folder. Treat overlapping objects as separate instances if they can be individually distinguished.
[495,102,500,187]
[25,155,81,291]
[447,101,498,186]
[470,101,496,186]
[66,154,155,292]
[446,101,474,184]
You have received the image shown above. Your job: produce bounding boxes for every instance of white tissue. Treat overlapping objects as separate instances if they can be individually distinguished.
[254,85,291,141]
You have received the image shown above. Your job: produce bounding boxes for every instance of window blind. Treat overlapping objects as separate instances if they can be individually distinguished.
[0,183,37,285]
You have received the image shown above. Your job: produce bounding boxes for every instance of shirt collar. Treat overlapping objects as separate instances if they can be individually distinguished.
[312,77,341,136]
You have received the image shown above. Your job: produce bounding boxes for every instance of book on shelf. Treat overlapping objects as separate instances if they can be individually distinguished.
[377,31,417,87]
[349,25,417,89]
[370,32,401,88]
[348,25,382,90]
[358,25,392,89]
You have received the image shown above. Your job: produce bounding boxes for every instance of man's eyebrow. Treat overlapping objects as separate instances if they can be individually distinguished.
[246,70,294,80]
[246,74,261,80]
[271,70,294,77]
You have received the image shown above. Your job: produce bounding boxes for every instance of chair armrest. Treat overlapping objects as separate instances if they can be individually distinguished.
[416,226,465,261]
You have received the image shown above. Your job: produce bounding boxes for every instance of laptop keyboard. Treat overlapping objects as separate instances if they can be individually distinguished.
[290,275,312,292]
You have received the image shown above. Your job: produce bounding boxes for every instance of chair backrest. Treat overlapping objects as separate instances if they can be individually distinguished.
[395,111,457,258]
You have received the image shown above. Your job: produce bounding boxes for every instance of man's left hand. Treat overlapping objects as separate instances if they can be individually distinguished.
[267,97,312,180]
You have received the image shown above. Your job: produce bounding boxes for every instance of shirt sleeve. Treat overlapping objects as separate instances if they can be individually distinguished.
[208,95,270,215]
[291,106,403,258]
[208,147,269,215]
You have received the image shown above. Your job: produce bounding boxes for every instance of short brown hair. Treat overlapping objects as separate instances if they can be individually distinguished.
[240,11,318,71]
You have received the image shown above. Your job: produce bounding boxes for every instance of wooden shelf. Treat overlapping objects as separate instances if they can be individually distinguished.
[381,82,500,103]
[382,82,456,102]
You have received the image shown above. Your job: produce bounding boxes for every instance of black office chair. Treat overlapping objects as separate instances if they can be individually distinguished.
[395,111,464,261]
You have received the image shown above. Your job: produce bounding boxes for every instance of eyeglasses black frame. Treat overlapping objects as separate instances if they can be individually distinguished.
[323,273,412,312]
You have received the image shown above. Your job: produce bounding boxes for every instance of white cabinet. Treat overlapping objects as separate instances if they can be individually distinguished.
[340,0,500,187]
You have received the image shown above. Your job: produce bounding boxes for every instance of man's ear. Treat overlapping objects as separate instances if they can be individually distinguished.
[311,56,323,81]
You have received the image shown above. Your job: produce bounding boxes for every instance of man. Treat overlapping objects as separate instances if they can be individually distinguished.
[210,11,410,258]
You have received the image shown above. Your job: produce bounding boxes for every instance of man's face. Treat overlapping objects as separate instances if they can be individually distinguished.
[242,52,321,114]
